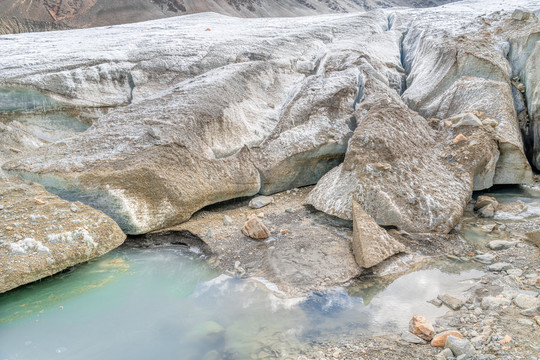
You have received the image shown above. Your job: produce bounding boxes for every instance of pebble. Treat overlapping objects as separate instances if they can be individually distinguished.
[520,307,540,317]
[517,318,533,326]
[0,205,3,210]
[248,196,274,209]
[435,348,453,360]
[506,268,523,277]
[487,240,515,250]
[445,335,476,357]
[400,331,427,344]
[481,296,511,309]
[285,208,294,214]
[431,330,463,347]
[409,315,434,341]
[474,253,495,264]
[428,298,443,307]
[514,294,539,309]
[487,262,513,272]
[223,215,233,226]
[438,294,464,310]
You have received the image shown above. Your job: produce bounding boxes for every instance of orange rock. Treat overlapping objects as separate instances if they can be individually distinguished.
[281,229,290,235]
[35,199,45,205]
[241,217,270,239]
[453,133,467,144]
[205,28,211,31]
[409,315,434,341]
[430,330,463,347]
[498,335,512,344]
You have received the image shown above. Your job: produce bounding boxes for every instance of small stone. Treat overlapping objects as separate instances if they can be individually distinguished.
[257,212,264,218]
[428,298,443,307]
[487,240,515,250]
[400,331,427,344]
[473,253,495,264]
[280,229,290,235]
[478,204,495,218]
[0,205,3,210]
[409,315,434,341]
[435,348,453,360]
[481,295,511,309]
[248,196,274,209]
[514,294,539,309]
[506,268,522,277]
[487,262,512,272]
[534,316,540,326]
[285,208,293,213]
[456,355,469,360]
[223,215,233,226]
[35,199,45,205]
[241,217,270,239]
[521,307,540,317]
[431,330,463,347]
[474,196,498,211]
[206,228,213,238]
[438,294,464,310]
[445,336,476,357]
[70,204,80,213]
[453,133,467,144]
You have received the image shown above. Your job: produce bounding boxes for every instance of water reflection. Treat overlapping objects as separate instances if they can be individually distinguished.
[0,246,484,360]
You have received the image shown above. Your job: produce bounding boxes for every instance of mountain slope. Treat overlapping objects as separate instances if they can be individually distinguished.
[0,0,456,30]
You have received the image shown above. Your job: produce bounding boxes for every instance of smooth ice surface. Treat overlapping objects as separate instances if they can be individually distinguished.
[0,246,483,359]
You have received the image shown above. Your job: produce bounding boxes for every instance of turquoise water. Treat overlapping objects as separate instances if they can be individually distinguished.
[0,246,484,360]
[0,88,59,113]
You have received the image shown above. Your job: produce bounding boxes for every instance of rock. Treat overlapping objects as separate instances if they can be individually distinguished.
[506,268,523,277]
[248,196,274,209]
[428,298,443,307]
[409,315,435,341]
[487,240,515,250]
[351,201,406,268]
[525,229,540,247]
[535,316,540,326]
[512,9,533,21]
[487,262,513,272]
[521,307,540,317]
[481,295,511,309]
[453,133,468,144]
[517,318,534,326]
[478,204,495,218]
[223,215,233,226]
[449,113,482,127]
[474,196,499,211]
[444,336,476,357]
[496,200,527,214]
[438,294,464,310]
[435,348,454,360]
[431,330,463,347]
[0,178,126,293]
[514,294,539,309]
[400,331,427,344]
[473,253,495,264]
[308,75,500,233]
[241,217,270,239]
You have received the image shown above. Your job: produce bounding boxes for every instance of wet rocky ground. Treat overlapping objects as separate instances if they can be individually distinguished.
[128,181,540,359]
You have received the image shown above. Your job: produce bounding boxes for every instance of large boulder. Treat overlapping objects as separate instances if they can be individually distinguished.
[0,177,126,293]
[307,76,500,233]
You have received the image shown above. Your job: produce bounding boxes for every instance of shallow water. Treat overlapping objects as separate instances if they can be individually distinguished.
[0,246,484,360]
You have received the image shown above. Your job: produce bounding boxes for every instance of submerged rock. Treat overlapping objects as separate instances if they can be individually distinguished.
[0,177,125,293]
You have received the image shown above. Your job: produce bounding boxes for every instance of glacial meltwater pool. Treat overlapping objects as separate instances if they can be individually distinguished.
[0,245,484,360]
